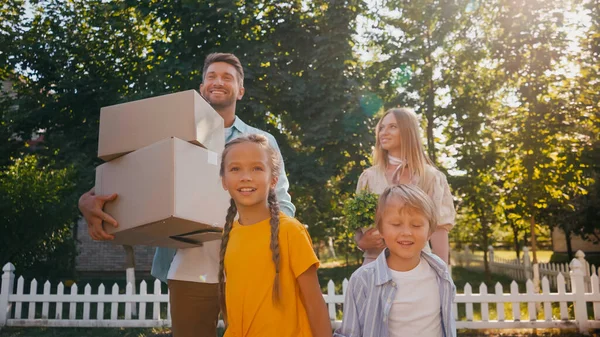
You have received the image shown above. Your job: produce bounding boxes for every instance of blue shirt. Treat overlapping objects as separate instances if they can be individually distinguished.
[151,116,296,282]
[334,249,456,337]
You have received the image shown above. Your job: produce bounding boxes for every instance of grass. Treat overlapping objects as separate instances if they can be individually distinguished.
[469,250,554,263]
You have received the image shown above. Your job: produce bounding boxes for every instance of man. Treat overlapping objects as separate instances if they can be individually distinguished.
[79,53,295,337]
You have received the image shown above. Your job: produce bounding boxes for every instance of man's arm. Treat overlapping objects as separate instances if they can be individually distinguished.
[266,134,296,217]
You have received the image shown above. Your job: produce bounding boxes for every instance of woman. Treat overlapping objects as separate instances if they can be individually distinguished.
[355,107,455,265]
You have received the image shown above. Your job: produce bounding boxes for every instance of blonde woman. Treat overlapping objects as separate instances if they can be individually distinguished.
[355,108,455,265]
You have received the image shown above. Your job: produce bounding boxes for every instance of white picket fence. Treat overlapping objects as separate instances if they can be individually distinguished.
[454,247,597,292]
[1,259,600,332]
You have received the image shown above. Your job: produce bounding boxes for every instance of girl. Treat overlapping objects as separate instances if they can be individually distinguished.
[218,134,332,337]
[355,108,455,265]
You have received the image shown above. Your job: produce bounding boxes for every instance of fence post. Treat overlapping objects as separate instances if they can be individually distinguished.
[575,250,590,292]
[0,263,15,328]
[523,247,532,280]
[570,258,589,333]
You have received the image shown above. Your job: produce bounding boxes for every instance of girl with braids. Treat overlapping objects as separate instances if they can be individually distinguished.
[218,134,332,337]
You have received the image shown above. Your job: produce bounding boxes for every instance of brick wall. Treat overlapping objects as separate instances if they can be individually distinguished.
[75,218,156,272]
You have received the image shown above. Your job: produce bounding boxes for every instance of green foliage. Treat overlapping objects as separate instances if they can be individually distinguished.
[342,191,379,232]
[1,0,599,272]
[0,0,373,274]
[0,155,78,279]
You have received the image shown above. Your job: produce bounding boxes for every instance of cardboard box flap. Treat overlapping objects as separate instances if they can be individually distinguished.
[98,90,225,161]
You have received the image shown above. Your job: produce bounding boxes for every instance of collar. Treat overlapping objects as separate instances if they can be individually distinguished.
[374,249,394,286]
[230,116,248,133]
[374,248,453,286]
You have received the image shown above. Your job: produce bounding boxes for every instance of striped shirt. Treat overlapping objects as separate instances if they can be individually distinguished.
[334,249,456,337]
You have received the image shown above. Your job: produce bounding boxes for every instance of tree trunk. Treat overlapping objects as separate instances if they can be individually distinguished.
[512,221,521,260]
[424,27,437,164]
[480,209,491,282]
[530,215,538,264]
[565,229,574,261]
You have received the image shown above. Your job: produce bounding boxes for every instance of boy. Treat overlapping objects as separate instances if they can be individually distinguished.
[334,184,456,337]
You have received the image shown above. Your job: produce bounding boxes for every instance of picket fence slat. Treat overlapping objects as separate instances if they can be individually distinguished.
[592,274,600,320]
[495,283,504,321]
[557,273,568,320]
[41,281,50,319]
[83,284,91,320]
[28,279,37,320]
[541,277,552,321]
[526,280,537,321]
[153,280,161,320]
[479,283,488,322]
[125,283,132,320]
[327,280,336,320]
[139,281,147,321]
[97,284,105,321]
[111,284,118,321]
[69,283,78,320]
[465,283,473,321]
[511,281,520,321]
[15,277,23,319]
[56,283,63,320]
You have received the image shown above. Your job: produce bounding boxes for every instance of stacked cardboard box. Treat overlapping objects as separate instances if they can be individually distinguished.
[94,90,230,248]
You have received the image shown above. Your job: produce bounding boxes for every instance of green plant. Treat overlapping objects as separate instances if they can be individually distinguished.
[342,191,379,232]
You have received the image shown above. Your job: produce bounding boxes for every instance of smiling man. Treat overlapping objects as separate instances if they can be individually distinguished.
[78,53,296,337]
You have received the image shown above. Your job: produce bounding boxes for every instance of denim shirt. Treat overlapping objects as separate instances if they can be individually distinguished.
[151,117,296,282]
[334,250,457,337]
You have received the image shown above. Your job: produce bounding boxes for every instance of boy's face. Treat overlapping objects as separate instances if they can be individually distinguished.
[380,198,431,271]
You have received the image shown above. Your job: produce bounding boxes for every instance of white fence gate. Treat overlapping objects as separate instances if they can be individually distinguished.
[1,259,600,332]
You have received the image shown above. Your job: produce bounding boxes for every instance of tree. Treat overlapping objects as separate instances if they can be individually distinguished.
[2,0,373,272]
[0,155,78,279]
[364,0,471,163]
[488,0,590,263]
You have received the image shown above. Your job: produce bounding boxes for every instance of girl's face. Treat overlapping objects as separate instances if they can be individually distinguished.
[379,198,431,271]
[221,142,276,209]
[378,113,401,152]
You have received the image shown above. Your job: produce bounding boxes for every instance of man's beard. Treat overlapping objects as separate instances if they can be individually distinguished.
[201,92,235,110]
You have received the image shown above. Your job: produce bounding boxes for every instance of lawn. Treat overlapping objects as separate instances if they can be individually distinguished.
[468,250,554,263]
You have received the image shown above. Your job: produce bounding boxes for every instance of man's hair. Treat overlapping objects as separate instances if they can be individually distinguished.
[203,53,244,86]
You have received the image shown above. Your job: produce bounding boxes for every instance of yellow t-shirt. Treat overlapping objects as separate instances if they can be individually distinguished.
[224,213,320,337]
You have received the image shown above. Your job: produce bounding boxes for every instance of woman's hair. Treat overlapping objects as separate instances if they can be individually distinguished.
[373,108,435,190]
[375,184,438,234]
[218,134,282,322]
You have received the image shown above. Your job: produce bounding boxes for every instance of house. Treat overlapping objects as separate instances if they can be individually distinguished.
[552,227,600,254]
[75,218,155,275]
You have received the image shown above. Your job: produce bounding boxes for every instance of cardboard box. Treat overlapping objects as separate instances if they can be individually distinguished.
[98,90,225,161]
[95,137,230,248]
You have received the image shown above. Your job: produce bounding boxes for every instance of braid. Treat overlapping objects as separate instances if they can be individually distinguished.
[218,198,237,325]
[267,188,281,304]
